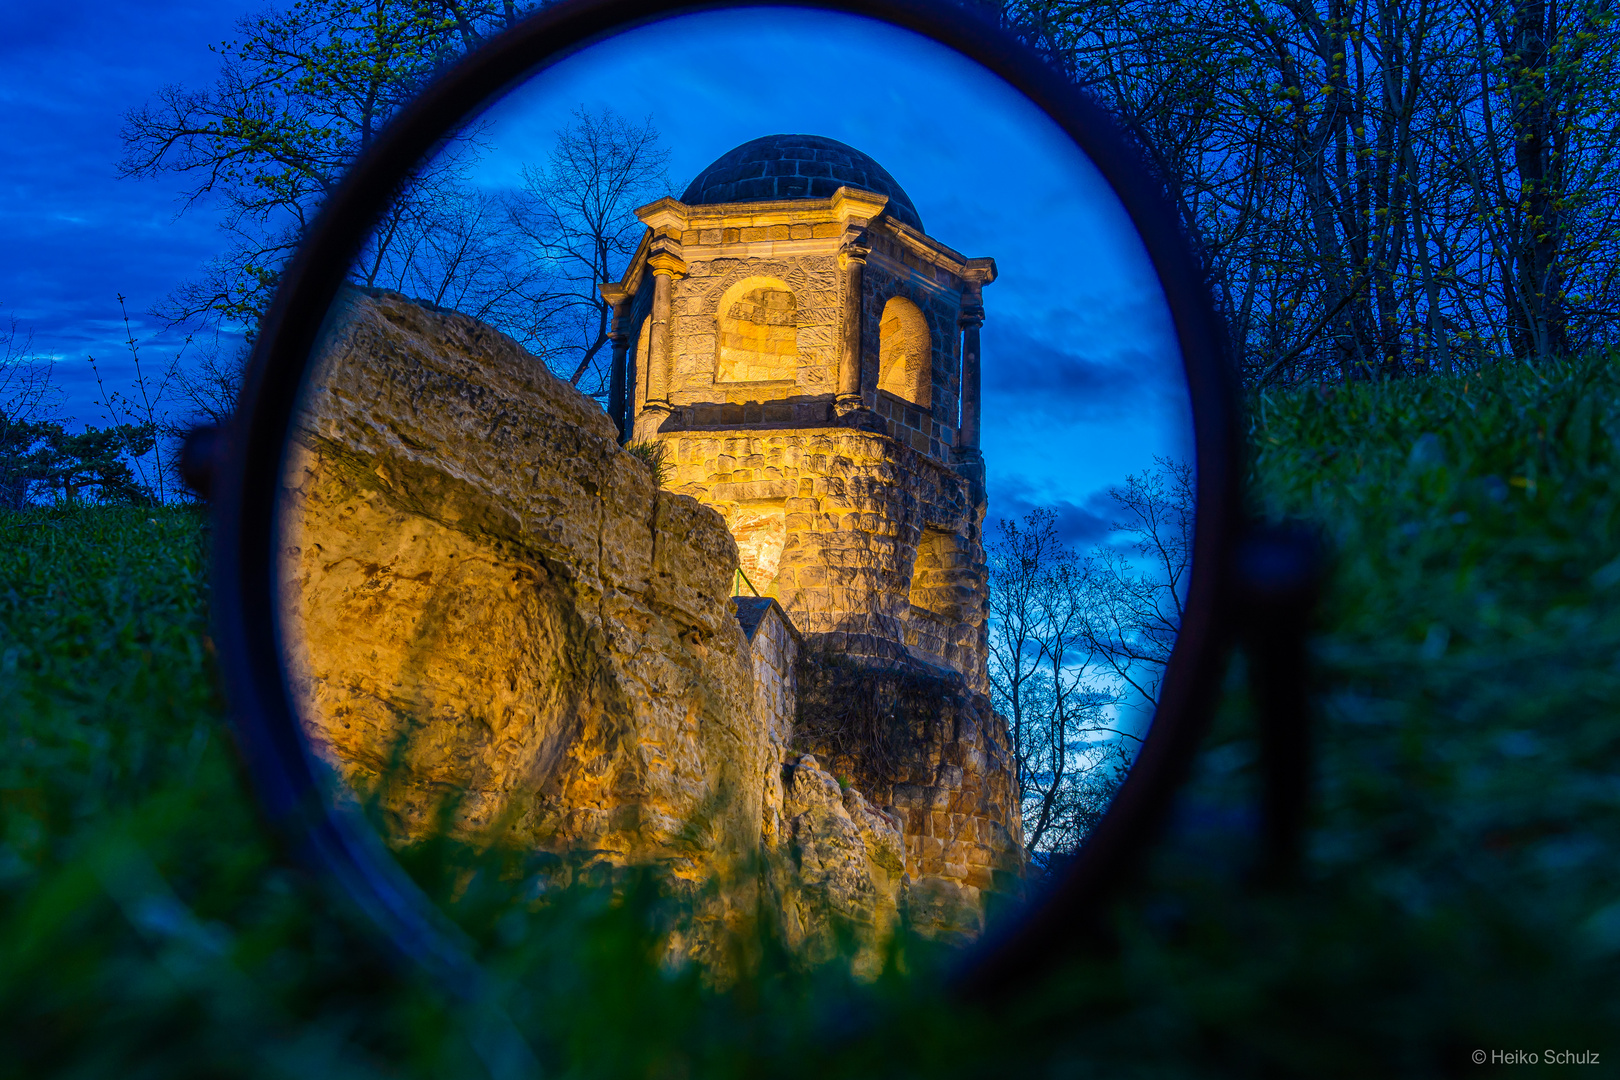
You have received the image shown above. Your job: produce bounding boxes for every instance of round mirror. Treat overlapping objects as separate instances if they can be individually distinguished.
[213,0,1238,1007]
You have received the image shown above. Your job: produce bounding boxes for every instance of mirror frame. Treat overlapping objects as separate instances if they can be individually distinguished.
[207,0,1242,1007]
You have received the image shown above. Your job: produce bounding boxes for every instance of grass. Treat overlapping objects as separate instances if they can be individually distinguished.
[3,353,1619,1077]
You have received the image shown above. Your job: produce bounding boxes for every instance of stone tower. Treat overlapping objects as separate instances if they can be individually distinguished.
[600,135,997,688]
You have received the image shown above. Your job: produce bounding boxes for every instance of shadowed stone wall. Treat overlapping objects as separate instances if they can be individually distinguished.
[794,653,1025,940]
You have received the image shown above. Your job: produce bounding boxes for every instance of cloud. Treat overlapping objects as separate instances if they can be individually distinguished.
[985,474,1118,549]
[981,295,1187,422]
[0,1,259,427]
[984,326,1139,411]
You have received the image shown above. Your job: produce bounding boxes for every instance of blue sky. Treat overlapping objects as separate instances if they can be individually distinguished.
[1,3,1193,547]
[0,1,257,426]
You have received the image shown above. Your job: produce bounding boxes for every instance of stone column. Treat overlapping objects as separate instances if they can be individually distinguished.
[834,229,872,417]
[956,294,984,456]
[636,247,685,440]
[601,285,630,441]
[955,259,996,460]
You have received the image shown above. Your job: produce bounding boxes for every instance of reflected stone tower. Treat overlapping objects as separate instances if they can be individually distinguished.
[600,134,997,688]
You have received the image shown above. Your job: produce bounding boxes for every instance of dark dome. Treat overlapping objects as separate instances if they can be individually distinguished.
[680,134,924,232]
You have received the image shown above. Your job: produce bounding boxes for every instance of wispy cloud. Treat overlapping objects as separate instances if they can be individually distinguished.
[986,474,1118,548]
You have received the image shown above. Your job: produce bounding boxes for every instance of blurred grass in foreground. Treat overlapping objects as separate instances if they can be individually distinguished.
[3,354,1619,1077]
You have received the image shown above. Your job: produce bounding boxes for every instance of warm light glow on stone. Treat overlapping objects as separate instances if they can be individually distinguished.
[716,277,799,382]
[877,295,932,407]
[728,499,787,591]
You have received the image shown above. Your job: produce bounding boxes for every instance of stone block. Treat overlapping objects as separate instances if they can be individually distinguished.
[965,866,995,891]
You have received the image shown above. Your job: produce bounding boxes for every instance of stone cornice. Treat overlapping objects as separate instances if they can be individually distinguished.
[961,257,998,287]
[603,191,997,308]
[635,195,689,233]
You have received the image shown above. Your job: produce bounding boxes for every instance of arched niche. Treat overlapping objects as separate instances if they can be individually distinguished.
[877,296,932,408]
[715,276,799,383]
[906,525,970,669]
[727,499,787,596]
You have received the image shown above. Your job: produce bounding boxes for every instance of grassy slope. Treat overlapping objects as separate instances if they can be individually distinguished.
[2,356,1617,1077]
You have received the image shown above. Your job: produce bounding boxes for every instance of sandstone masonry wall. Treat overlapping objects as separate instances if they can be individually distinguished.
[663,427,989,691]
[736,597,798,849]
[794,655,1025,940]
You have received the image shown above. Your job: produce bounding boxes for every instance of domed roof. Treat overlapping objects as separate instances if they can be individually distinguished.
[680,134,924,232]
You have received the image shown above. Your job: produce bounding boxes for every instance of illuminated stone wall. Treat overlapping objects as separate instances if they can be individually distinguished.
[661,426,988,690]
[285,289,1016,963]
[595,147,1018,941]
[859,240,964,460]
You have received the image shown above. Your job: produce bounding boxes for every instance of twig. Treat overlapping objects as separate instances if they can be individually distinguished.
[1256,272,1372,387]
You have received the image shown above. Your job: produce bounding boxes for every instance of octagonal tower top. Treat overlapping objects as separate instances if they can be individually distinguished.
[600,135,994,473]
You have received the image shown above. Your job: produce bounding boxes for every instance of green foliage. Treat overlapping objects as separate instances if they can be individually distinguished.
[0,415,157,509]
[119,0,534,335]
[4,355,1620,1075]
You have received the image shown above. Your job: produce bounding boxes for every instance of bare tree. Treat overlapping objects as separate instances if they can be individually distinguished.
[119,0,535,338]
[122,3,672,414]
[987,460,1194,867]
[507,107,672,394]
[1081,457,1193,709]
[987,508,1121,856]
[999,0,1620,380]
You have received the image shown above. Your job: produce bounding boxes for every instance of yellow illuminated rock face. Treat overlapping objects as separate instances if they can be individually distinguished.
[279,289,960,971]
[281,290,766,886]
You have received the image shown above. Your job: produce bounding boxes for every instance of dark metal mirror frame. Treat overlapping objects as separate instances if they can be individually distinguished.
[207,0,1242,1013]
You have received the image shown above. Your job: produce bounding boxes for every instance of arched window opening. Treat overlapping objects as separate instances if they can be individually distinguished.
[716,277,798,382]
[877,296,932,408]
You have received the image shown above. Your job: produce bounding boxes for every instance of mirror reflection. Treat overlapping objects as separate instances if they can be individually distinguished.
[275,8,1194,975]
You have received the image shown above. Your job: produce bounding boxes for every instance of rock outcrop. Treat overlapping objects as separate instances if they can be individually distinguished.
[774,754,906,977]
[794,654,1026,940]
[280,289,765,885]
